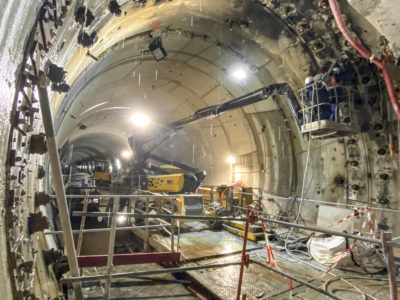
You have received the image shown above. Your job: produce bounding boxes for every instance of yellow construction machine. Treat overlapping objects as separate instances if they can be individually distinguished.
[92,160,111,186]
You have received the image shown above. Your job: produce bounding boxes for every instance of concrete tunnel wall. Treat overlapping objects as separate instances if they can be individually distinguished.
[0,0,400,299]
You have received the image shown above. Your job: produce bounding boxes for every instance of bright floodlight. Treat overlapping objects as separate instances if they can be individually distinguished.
[231,67,247,81]
[130,113,150,127]
[121,150,131,159]
[227,156,236,164]
[117,215,126,224]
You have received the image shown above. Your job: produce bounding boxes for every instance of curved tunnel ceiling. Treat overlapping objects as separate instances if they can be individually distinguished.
[53,0,321,186]
[48,0,390,189]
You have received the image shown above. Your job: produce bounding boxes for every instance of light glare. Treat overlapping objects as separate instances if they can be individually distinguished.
[121,150,131,159]
[117,215,126,224]
[227,156,235,164]
[130,113,150,127]
[231,68,247,81]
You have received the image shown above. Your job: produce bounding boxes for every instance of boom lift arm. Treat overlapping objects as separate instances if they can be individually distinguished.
[130,82,300,156]
[127,83,300,192]
[167,82,301,128]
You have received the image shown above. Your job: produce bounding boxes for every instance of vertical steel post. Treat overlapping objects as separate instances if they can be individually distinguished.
[144,199,149,252]
[177,197,181,250]
[236,211,250,300]
[170,197,175,252]
[104,197,119,300]
[76,189,89,256]
[37,77,83,300]
[382,232,398,300]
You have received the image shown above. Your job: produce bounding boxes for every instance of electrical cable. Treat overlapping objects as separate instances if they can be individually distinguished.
[328,0,400,119]
[323,276,379,300]
[284,132,313,261]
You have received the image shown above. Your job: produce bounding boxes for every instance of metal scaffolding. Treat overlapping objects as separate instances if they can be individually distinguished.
[48,188,398,300]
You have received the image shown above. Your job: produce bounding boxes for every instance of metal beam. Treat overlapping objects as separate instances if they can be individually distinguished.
[104,197,119,300]
[71,211,398,247]
[45,224,168,235]
[38,76,83,300]
[382,232,398,300]
[72,211,248,222]
[60,261,244,283]
[76,189,89,256]
[54,194,178,199]
[77,252,181,268]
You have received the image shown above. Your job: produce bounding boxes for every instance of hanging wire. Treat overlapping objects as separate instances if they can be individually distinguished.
[284,132,313,260]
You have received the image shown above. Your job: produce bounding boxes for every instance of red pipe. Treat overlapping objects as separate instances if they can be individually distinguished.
[328,0,400,119]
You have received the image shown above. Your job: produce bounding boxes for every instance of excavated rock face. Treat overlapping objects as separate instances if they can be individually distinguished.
[0,1,399,299]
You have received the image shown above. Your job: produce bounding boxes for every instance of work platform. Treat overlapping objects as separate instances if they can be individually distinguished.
[68,227,398,299]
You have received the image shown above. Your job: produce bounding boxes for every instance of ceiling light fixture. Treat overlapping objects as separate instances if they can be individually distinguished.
[227,156,235,164]
[130,112,150,127]
[148,37,167,61]
[231,67,248,81]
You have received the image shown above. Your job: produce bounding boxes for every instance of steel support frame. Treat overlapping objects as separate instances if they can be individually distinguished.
[38,76,83,300]
[44,224,168,235]
[60,262,245,283]
[71,211,399,247]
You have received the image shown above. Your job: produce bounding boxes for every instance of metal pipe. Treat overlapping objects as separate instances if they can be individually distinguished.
[181,247,264,264]
[38,77,83,300]
[77,252,181,268]
[60,191,400,213]
[45,224,168,235]
[72,211,247,222]
[144,199,149,252]
[177,198,181,250]
[251,260,343,300]
[236,213,250,300]
[76,189,89,256]
[53,194,178,199]
[382,232,398,300]
[60,261,244,284]
[104,197,119,300]
[170,197,175,252]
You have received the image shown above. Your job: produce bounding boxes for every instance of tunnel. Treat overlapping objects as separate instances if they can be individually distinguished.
[1,0,400,299]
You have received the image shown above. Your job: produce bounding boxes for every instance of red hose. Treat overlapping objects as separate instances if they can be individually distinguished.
[328,0,400,118]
